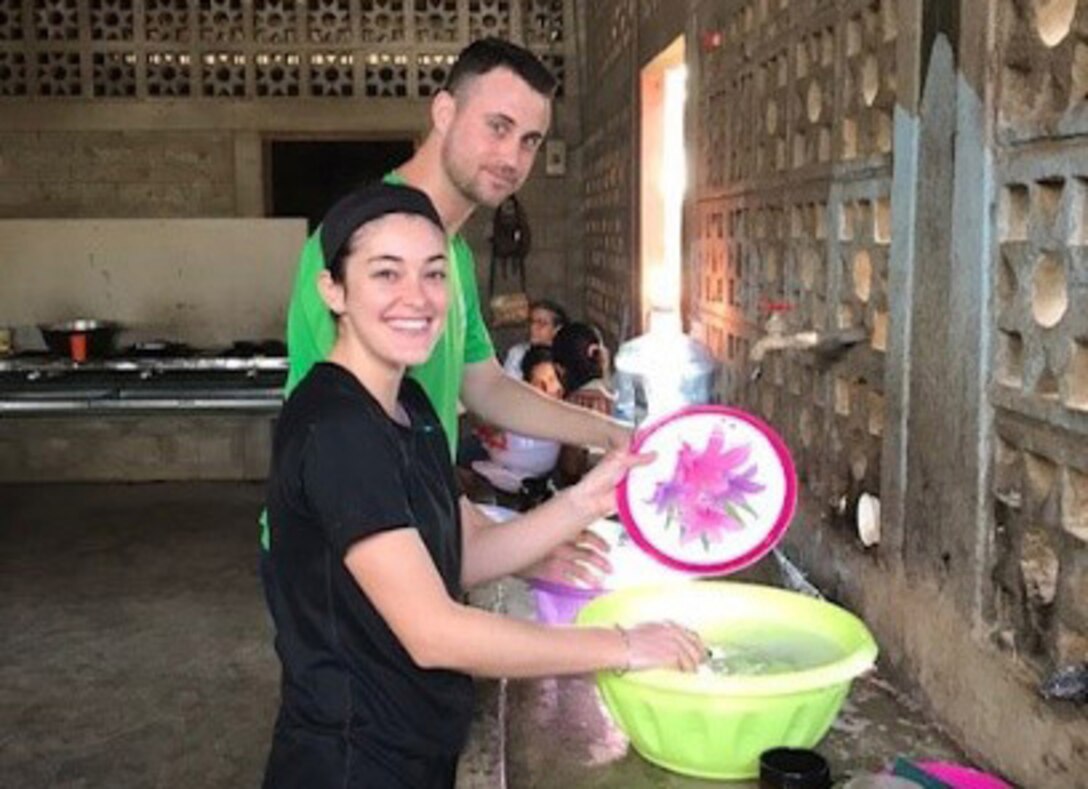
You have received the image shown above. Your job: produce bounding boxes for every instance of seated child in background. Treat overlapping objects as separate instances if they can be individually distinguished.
[520,343,564,398]
[502,299,568,378]
[551,322,615,415]
[461,302,566,469]
[551,322,616,483]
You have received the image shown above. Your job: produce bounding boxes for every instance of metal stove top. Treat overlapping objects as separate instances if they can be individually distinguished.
[0,355,287,374]
[0,345,288,415]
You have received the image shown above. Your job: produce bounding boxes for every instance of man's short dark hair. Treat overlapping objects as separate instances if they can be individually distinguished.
[445,37,557,98]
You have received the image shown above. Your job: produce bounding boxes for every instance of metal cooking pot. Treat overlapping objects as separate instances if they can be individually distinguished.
[39,319,121,360]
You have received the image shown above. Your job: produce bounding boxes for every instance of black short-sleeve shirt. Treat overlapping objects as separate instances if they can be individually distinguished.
[265,363,472,763]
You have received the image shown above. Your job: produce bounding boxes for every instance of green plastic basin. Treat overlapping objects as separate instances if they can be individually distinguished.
[576,580,878,780]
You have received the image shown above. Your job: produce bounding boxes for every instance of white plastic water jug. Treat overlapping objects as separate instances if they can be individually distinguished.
[613,308,717,426]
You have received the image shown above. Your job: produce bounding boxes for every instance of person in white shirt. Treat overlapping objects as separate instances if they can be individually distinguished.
[501,299,568,377]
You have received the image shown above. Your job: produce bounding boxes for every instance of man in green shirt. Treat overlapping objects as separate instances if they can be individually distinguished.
[267,39,629,583]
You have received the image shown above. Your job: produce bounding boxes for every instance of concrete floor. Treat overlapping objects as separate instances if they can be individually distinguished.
[0,482,278,788]
[1,483,988,788]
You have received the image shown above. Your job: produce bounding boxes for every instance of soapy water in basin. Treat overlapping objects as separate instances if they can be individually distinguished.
[702,645,797,676]
[697,628,844,677]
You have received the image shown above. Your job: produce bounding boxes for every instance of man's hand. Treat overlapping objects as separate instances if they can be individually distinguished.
[521,529,611,587]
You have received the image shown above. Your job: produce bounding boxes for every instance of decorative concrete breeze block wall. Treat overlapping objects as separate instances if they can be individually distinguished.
[578,0,1088,783]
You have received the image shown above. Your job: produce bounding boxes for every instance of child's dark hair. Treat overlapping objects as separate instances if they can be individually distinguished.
[519,343,555,382]
[445,37,557,98]
[551,322,605,393]
[530,299,568,329]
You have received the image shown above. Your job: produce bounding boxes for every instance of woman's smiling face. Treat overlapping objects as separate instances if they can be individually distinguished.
[324,213,449,372]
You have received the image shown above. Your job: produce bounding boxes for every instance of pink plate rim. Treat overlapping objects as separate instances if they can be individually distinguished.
[616,405,798,575]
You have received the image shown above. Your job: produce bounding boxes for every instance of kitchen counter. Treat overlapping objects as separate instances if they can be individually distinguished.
[0,353,286,481]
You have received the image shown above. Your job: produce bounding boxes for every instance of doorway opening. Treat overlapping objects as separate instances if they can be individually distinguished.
[639,36,687,332]
[267,139,415,231]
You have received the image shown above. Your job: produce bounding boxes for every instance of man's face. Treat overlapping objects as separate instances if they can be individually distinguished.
[439,67,552,208]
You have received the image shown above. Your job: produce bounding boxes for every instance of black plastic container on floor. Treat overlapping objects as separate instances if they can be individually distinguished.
[759,747,832,789]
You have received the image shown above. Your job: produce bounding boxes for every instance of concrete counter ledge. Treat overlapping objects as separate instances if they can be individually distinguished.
[464,578,977,788]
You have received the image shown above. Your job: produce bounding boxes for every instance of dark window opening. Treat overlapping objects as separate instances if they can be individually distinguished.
[268,139,415,232]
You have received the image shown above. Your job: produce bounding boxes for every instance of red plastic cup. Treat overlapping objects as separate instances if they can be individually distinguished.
[69,333,87,362]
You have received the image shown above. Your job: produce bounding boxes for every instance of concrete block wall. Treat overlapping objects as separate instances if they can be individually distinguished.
[0,131,236,218]
[0,415,274,482]
[0,218,306,348]
[0,1,586,332]
[575,0,641,345]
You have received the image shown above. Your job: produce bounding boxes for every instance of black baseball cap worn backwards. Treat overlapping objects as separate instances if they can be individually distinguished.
[320,182,446,268]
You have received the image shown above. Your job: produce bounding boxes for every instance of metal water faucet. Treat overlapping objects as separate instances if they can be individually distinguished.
[748,312,868,380]
[749,312,822,363]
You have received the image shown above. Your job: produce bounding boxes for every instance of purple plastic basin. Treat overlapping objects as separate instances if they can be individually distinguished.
[523,518,692,625]
[526,577,604,625]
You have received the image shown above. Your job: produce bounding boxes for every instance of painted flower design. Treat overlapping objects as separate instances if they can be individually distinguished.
[647,427,766,550]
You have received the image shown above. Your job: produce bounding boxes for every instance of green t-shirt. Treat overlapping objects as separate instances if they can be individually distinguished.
[262,177,494,550]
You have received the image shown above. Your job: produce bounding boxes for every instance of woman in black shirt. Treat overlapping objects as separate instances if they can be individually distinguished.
[262,183,704,788]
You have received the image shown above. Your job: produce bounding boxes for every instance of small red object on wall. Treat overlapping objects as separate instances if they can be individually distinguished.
[759,299,795,314]
[700,30,723,52]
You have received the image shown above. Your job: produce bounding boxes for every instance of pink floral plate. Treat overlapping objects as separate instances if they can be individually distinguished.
[616,405,797,575]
